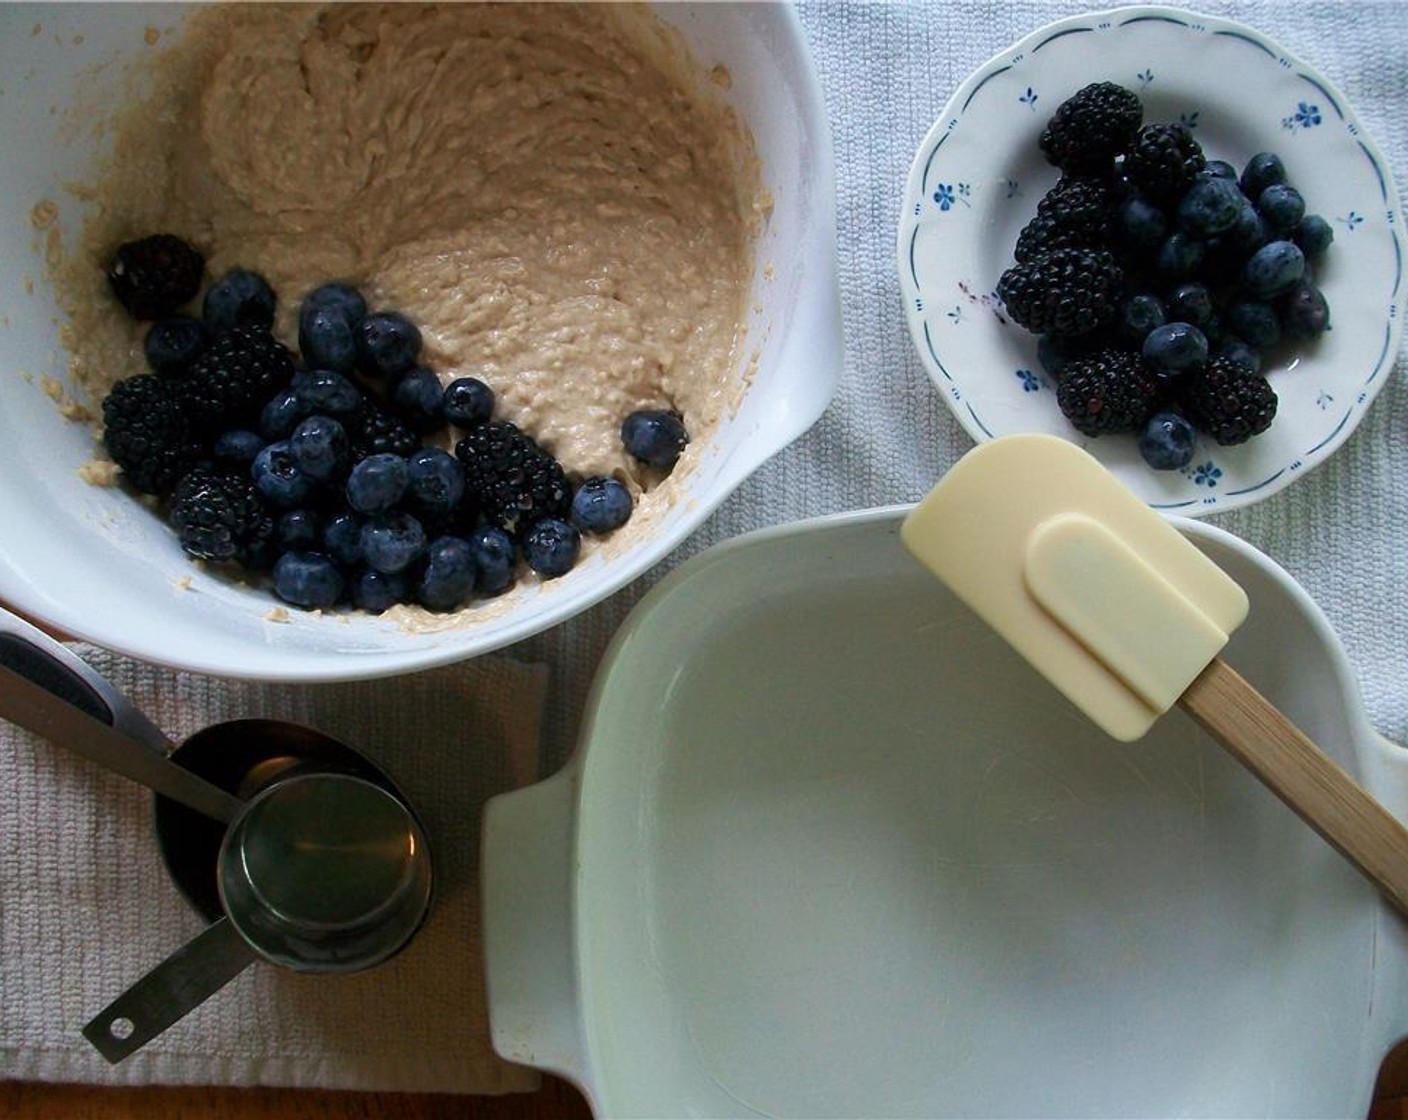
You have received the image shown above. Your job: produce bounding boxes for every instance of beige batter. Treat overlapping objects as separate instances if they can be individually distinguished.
[54,2,760,490]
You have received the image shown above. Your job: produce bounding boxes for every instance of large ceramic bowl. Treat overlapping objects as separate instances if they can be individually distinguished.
[0,3,841,680]
[898,6,1404,514]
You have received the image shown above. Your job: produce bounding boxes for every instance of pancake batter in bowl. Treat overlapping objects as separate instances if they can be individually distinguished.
[52,2,761,517]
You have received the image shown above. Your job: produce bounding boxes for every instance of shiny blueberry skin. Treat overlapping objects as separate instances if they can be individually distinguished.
[571,477,633,534]
[1279,282,1330,341]
[1227,300,1282,349]
[298,305,358,375]
[1138,411,1197,471]
[356,311,422,378]
[1166,283,1214,329]
[1200,160,1238,182]
[1294,214,1334,258]
[442,377,495,428]
[416,536,478,611]
[301,282,367,328]
[144,315,209,376]
[276,508,323,552]
[259,388,309,441]
[392,366,446,433]
[467,526,516,595]
[1240,152,1287,200]
[293,368,363,417]
[406,447,465,516]
[322,511,364,567]
[1142,321,1209,376]
[1177,177,1243,238]
[621,409,689,470]
[1215,338,1263,374]
[522,517,580,578]
[345,453,409,514]
[1243,240,1306,298]
[1222,201,1268,254]
[1256,184,1306,231]
[212,428,265,468]
[360,511,427,575]
[1115,196,1167,252]
[252,440,317,509]
[1154,231,1207,280]
[289,415,350,482]
[202,269,276,333]
[272,551,344,610]
[350,566,407,614]
[1117,294,1166,344]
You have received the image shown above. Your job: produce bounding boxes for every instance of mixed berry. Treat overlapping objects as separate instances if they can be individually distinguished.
[999,82,1333,470]
[98,235,691,615]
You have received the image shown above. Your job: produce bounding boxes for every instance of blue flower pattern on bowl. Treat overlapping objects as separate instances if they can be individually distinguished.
[1015,368,1042,393]
[1189,461,1222,488]
[1283,101,1322,131]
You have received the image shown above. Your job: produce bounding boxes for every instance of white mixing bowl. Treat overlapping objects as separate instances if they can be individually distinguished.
[0,3,841,680]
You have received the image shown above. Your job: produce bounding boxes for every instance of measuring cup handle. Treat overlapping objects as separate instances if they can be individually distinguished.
[0,605,171,752]
[481,758,594,1101]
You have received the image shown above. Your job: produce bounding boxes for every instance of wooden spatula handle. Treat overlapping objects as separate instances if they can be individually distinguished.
[1180,656,1408,919]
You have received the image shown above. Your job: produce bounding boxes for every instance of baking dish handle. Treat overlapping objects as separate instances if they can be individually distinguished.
[481,759,593,1097]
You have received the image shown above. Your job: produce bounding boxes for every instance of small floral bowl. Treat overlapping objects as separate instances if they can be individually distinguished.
[897,5,1405,514]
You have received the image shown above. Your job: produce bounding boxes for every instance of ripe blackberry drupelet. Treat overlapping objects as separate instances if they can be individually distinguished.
[1014,177,1114,263]
[107,234,205,320]
[1038,82,1143,176]
[168,465,275,566]
[1123,123,1207,204]
[1055,349,1163,436]
[455,421,570,536]
[349,405,421,460]
[1180,356,1278,445]
[997,248,1124,338]
[180,326,296,436]
[101,374,202,495]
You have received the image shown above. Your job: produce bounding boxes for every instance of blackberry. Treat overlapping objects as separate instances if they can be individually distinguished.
[167,465,275,566]
[180,326,296,436]
[1014,177,1113,263]
[1055,349,1162,436]
[997,248,1123,338]
[455,421,570,535]
[1038,82,1143,176]
[1180,356,1278,445]
[349,405,421,460]
[107,234,204,320]
[1122,124,1206,204]
[101,374,202,495]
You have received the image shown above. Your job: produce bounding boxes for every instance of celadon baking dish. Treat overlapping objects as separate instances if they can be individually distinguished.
[484,506,1408,1117]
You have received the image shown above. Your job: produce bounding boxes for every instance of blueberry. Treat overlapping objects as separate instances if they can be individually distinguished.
[356,311,422,378]
[203,268,276,333]
[298,305,357,375]
[1199,160,1238,182]
[442,377,495,428]
[1243,239,1305,297]
[1116,294,1165,344]
[1138,411,1197,471]
[1154,231,1206,279]
[252,440,317,509]
[416,536,478,611]
[272,551,344,610]
[1114,195,1167,252]
[621,409,689,470]
[144,315,209,376]
[1215,337,1263,375]
[322,510,364,567]
[466,525,516,595]
[571,477,633,534]
[522,517,580,578]
[293,368,363,417]
[1278,282,1330,341]
[1176,177,1243,238]
[1141,321,1209,376]
[406,447,465,517]
[259,388,309,441]
[1294,214,1334,258]
[392,366,446,433]
[1165,282,1214,329]
[350,566,407,614]
[1239,152,1287,200]
[300,281,366,329]
[289,415,350,482]
[276,508,323,552]
[1221,201,1268,254]
[345,452,409,514]
[360,511,427,574]
[1256,183,1305,231]
[1227,300,1282,349]
[212,428,264,468]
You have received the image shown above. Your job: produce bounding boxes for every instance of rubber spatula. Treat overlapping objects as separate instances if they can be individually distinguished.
[901,432,1408,918]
